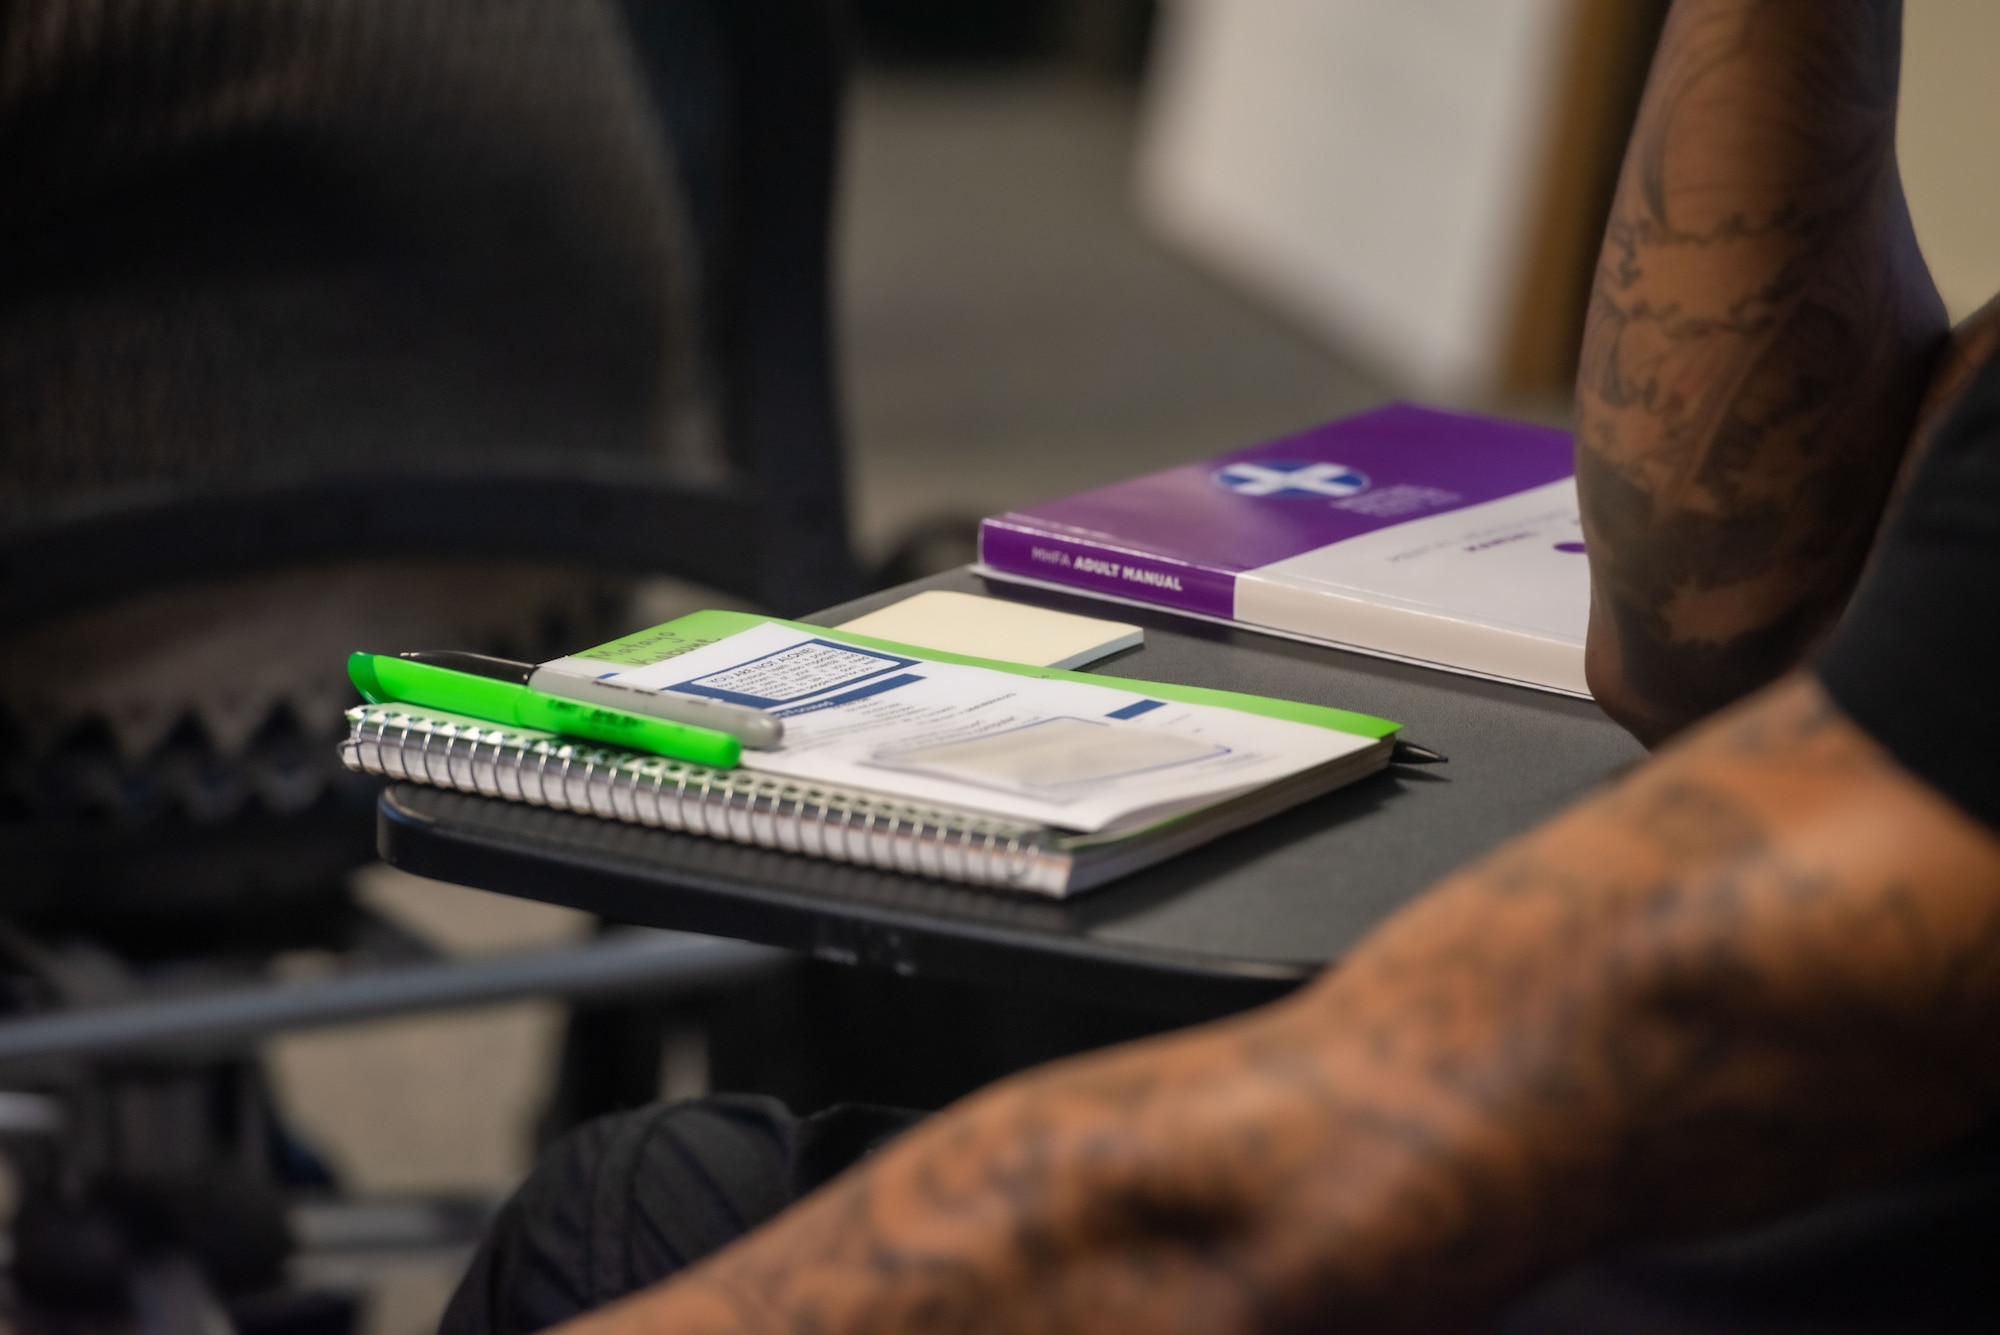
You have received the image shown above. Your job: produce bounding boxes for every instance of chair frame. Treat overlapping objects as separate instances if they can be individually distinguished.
[0,3,850,1322]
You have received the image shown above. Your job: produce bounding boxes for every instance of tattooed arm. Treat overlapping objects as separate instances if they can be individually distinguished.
[1576,0,1947,745]
[559,671,2000,1335]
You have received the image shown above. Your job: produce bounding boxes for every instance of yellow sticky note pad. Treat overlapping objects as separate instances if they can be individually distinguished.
[835,591,1142,670]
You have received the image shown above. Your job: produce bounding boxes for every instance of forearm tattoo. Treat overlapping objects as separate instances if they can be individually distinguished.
[569,677,2000,1335]
[1575,0,1947,742]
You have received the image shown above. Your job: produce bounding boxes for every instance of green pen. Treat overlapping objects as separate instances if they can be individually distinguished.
[348,651,743,769]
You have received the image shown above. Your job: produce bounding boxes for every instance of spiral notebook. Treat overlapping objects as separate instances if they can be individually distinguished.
[342,703,1390,896]
[341,609,1399,896]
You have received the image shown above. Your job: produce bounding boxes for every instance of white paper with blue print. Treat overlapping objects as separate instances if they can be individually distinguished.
[577,621,1373,833]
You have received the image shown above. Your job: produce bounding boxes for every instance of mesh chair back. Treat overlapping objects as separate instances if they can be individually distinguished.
[0,0,856,624]
[0,0,856,941]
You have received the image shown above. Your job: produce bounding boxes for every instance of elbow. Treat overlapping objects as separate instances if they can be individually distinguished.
[1586,600,1826,748]
[1586,616,1683,750]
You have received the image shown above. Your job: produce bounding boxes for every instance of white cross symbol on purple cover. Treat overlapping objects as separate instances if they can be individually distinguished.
[1212,460,1371,499]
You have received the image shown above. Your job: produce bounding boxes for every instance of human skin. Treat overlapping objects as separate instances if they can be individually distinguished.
[556,674,2000,1334]
[542,6,2000,1331]
[1574,0,1951,744]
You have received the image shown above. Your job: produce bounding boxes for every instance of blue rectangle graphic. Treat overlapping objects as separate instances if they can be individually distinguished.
[669,638,919,708]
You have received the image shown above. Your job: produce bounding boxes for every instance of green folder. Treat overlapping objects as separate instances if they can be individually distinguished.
[570,608,1400,741]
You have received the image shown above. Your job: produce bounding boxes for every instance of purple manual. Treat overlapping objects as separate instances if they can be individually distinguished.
[978,404,1590,695]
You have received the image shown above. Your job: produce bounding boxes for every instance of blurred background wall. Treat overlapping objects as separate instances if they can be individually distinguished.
[1138,0,1662,405]
[1135,0,2000,407]
[1901,0,2000,324]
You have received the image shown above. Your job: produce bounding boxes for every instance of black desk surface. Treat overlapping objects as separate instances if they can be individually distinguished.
[380,569,1643,1020]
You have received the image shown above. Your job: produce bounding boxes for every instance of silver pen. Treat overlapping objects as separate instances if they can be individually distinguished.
[527,667,785,749]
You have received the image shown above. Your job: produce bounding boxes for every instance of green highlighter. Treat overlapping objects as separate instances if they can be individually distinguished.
[348,651,743,769]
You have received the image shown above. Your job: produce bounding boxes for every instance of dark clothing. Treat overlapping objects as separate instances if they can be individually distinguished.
[0,0,693,945]
[441,1098,920,1335]
[1488,1120,2000,1333]
[1818,348,2000,835]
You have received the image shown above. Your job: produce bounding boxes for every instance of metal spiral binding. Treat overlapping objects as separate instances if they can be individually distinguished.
[340,704,1066,893]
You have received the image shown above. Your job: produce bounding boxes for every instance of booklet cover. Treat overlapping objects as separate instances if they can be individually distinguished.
[544,613,1396,835]
[574,621,1377,833]
[977,404,1589,695]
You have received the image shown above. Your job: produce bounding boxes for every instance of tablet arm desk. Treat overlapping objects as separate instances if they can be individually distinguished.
[380,569,1643,1022]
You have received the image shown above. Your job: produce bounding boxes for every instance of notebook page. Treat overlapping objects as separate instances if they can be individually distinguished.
[581,621,1374,833]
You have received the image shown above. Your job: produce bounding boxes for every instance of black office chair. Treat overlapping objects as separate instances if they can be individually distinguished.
[0,1,847,1326]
